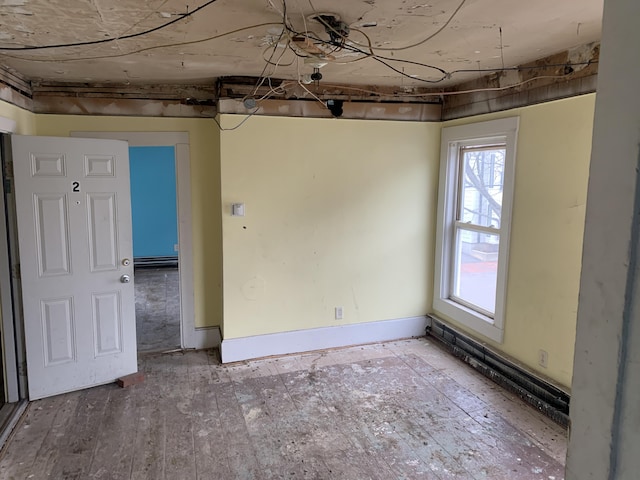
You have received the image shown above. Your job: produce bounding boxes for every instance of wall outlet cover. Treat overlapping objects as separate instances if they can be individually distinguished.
[538,349,549,368]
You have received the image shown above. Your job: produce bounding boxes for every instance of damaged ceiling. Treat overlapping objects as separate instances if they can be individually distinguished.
[0,0,603,92]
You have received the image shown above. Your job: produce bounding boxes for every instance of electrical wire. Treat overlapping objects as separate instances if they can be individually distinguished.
[266,0,285,18]
[275,71,578,98]
[286,19,595,84]
[285,0,536,84]
[275,0,324,106]
[262,41,296,67]
[210,0,592,128]
[215,73,580,131]
[312,0,468,53]
[259,2,298,84]
[237,0,300,130]
[0,0,222,51]
[295,56,327,106]
[280,0,450,81]
[0,23,284,63]
[212,110,259,131]
[301,82,441,97]
[295,0,310,38]
[212,73,292,132]
[251,30,287,96]
[287,27,448,83]
[0,0,578,86]
[114,0,172,42]
[214,1,299,131]
[370,56,446,84]
[214,77,291,132]
[0,0,597,105]
[448,61,597,75]
[340,26,450,76]
[430,74,573,95]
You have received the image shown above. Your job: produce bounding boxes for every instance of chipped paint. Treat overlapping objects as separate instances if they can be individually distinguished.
[0,0,603,89]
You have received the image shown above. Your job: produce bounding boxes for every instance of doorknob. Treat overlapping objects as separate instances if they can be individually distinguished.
[120,274,131,284]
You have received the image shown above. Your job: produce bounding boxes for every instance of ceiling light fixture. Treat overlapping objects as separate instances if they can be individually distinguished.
[307,13,350,45]
[326,99,344,117]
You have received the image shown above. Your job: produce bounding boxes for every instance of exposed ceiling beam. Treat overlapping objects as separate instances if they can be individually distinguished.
[218,98,441,122]
[0,43,600,121]
[442,42,599,119]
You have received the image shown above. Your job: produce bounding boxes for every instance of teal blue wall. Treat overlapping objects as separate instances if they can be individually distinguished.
[129,146,177,258]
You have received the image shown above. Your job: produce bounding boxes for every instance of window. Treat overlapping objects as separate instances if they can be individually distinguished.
[434,117,519,342]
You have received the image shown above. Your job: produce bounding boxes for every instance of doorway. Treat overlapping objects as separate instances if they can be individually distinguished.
[71,131,202,349]
[129,146,180,352]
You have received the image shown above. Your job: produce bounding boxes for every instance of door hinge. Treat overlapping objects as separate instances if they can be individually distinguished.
[3,178,11,194]
[11,263,20,280]
[18,361,26,377]
[4,161,13,179]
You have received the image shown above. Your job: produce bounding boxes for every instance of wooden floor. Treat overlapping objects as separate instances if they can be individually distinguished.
[0,338,567,480]
[135,267,181,353]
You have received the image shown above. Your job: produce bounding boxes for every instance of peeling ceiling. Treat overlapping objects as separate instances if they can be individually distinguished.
[0,0,603,88]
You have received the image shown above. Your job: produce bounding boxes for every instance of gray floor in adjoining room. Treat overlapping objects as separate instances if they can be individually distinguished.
[0,338,567,480]
[134,267,181,352]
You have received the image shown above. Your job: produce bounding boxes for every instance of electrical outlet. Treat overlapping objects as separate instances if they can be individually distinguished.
[335,306,343,320]
[538,349,548,368]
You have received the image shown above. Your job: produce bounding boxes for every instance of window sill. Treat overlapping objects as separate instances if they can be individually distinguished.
[433,297,504,343]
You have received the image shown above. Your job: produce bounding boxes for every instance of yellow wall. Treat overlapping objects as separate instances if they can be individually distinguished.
[220,115,441,339]
[0,101,35,134]
[440,94,596,388]
[34,114,222,329]
[0,95,593,389]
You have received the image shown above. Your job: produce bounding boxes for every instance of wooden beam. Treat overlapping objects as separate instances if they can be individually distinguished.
[217,76,443,104]
[442,43,600,120]
[32,82,217,101]
[32,96,216,118]
[218,98,441,122]
[0,41,600,120]
[0,64,33,111]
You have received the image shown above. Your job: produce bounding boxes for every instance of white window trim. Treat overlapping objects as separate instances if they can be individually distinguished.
[433,117,519,343]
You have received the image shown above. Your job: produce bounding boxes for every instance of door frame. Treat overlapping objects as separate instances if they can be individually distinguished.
[71,131,214,349]
[0,136,19,403]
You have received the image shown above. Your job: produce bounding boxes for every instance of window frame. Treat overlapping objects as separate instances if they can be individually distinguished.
[433,117,519,343]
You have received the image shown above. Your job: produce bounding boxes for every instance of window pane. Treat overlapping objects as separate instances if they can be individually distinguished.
[459,147,505,228]
[452,229,499,315]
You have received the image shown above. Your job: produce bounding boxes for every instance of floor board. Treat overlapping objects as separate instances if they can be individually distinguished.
[135,267,181,353]
[0,338,567,479]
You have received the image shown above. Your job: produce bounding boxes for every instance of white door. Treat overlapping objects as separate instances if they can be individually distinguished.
[11,135,137,400]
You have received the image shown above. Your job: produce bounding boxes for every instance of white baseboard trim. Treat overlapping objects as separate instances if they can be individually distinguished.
[220,316,428,363]
[184,326,221,350]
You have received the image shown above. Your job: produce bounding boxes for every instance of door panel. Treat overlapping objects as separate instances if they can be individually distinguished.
[87,193,118,271]
[41,297,75,366]
[92,291,122,356]
[35,194,71,276]
[11,135,137,400]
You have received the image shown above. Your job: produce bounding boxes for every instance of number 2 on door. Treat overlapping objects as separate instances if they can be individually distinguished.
[72,181,80,192]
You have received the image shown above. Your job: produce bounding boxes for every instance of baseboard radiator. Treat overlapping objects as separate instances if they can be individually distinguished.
[134,256,178,268]
[426,315,570,428]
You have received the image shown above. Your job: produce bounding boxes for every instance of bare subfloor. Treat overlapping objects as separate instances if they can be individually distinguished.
[0,339,567,479]
[135,267,180,352]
